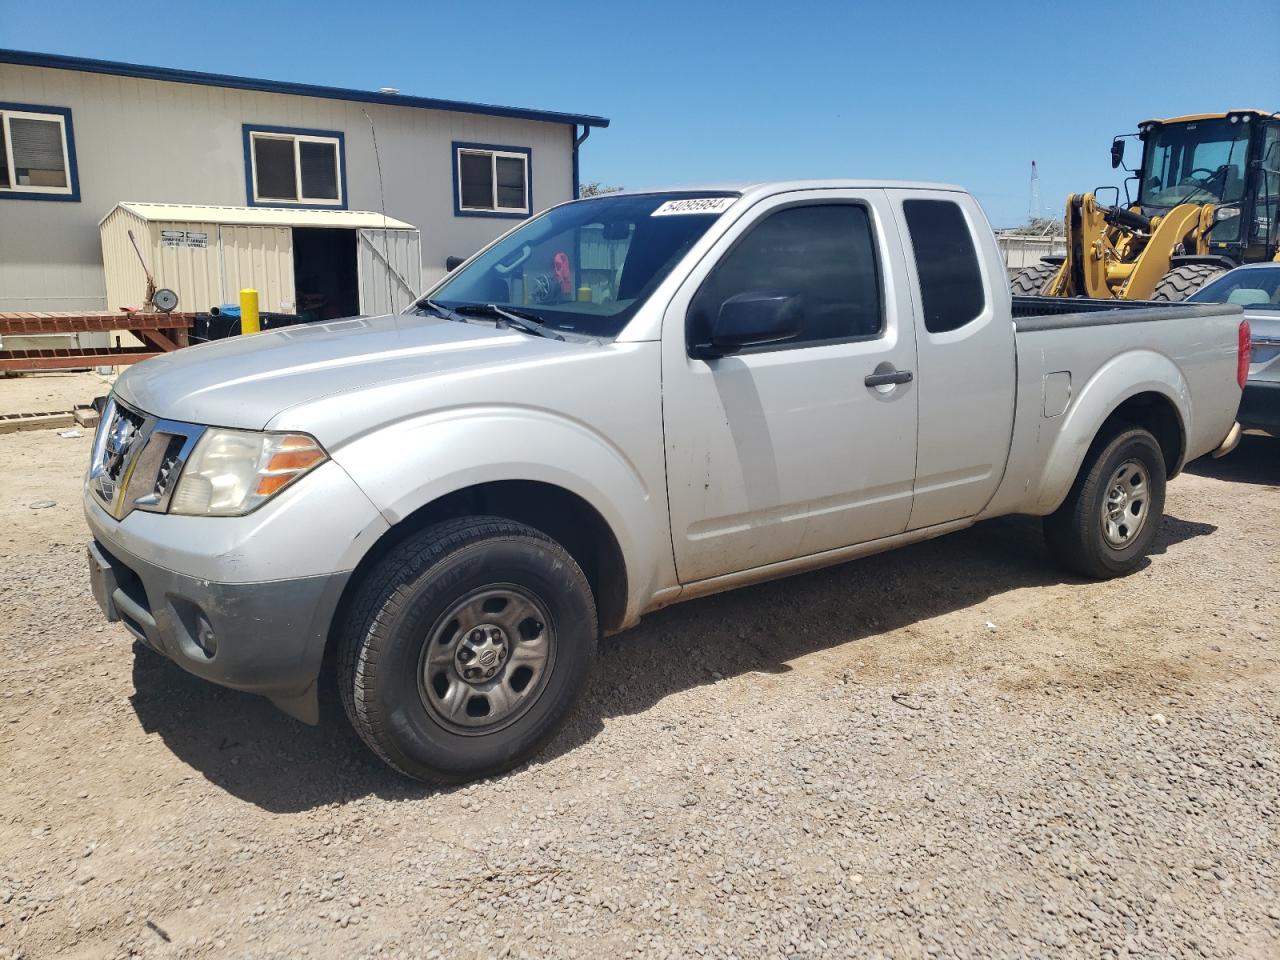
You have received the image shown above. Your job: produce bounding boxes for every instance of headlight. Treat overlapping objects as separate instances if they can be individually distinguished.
[169,428,327,516]
[1215,205,1240,221]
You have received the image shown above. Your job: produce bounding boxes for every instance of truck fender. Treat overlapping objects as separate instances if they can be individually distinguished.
[330,404,665,626]
[1029,350,1189,515]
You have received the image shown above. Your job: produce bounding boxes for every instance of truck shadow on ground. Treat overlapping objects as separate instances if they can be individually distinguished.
[130,509,1217,813]
[1184,434,1278,486]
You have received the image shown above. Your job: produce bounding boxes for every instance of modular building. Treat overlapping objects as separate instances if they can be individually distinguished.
[0,49,608,313]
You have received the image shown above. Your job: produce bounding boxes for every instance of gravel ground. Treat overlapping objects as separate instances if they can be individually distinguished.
[0,402,1277,960]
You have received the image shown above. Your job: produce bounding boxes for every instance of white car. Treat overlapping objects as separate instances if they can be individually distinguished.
[84,180,1246,782]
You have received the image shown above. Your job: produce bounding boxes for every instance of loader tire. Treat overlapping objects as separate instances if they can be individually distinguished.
[1150,263,1227,303]
[1010,261,1060,297]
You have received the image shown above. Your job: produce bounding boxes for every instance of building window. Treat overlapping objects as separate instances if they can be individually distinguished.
[453,142,531,217]
[243,125,345,207]
[0,103,78,201]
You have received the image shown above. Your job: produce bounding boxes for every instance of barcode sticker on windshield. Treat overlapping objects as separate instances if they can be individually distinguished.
[651,197,736,216]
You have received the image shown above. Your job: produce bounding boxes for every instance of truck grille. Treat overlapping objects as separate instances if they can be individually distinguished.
[89,397,205,520]
[94,402,145,505]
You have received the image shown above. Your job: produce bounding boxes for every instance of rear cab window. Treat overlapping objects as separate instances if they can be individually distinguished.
[901,198,985,334]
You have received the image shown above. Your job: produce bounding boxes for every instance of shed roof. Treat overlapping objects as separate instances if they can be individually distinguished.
[1,49,609,129]
[106,202,416,229]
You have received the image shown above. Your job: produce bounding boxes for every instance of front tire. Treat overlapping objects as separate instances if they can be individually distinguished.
[1150,263,1227,302]
[338,517,597,784]
[1043,426,1167,579]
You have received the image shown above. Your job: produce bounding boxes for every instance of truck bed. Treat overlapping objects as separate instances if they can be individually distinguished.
[1012,296,1239,332]
[983,297,1245,520]
[1011,295,1225,320]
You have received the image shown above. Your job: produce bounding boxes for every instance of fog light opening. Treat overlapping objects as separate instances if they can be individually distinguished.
[195,616,217,658]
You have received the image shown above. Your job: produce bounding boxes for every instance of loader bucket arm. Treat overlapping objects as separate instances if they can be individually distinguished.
[1045,193,1115,299]
[1045,192,1214,300]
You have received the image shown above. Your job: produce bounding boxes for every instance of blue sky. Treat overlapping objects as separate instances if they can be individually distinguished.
[6,0,1278,226]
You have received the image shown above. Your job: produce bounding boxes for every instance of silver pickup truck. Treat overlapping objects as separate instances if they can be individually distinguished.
[84,180,1247,783]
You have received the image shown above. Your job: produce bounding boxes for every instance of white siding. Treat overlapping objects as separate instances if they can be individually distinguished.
[0,62,578,311]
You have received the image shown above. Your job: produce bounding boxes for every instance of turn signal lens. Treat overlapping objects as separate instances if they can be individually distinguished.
[256,441,326,496]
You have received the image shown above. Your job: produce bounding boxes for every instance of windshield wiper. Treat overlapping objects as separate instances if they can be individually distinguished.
[418,298,466,323]
[453,303,565,341]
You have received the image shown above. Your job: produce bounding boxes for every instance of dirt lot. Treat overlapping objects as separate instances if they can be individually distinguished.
[0,376,1277,959]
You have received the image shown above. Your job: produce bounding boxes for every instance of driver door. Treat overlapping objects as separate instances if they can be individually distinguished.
[660,189,919,584]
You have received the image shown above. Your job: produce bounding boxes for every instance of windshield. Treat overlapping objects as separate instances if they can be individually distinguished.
[419,192,737,338]
[1139,118,1251,208]
[1187,266,1280,310]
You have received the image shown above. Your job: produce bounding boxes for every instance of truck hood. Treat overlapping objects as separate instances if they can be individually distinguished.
[114,313,588,430]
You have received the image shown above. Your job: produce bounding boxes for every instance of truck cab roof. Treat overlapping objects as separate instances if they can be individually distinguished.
[607,179,969,200]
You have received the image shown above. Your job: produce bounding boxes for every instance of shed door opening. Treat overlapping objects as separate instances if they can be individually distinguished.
[292,227,359,320]
[357,228,424,315]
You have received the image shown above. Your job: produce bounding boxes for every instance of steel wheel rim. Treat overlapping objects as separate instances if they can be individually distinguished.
[417,584,555,734]
[1101,457,1151,548]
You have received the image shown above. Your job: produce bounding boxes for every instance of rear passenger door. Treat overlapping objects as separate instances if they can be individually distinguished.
[661,190,919,584]
[888,190,1016,529]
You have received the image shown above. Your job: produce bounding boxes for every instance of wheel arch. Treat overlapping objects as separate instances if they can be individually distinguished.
[1029,352,1189,514]
[1102,391,1184,477]
[331,479,630,641]
[314,476,634,723]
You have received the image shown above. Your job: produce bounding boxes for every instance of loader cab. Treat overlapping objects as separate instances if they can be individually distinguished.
[1133,110,1279,260]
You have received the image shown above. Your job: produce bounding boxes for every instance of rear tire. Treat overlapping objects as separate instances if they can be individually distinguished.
[1150,263,1227,302]
[1010,261,1060,297]
[1043,426,1166,579]
[338,516,597,784]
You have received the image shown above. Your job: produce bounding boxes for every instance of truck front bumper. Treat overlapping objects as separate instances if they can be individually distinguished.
[87,533,348,723]
[82,458,388,724]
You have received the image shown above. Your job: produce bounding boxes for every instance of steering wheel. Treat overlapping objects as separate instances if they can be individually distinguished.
[1186,166,1223,185]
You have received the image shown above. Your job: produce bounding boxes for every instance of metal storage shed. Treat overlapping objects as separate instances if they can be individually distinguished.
[99,203,422,319]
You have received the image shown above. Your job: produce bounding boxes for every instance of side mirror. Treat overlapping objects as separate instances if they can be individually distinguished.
[445,255,465,271]
[1110,138,1126,169]
[698,292,801,358]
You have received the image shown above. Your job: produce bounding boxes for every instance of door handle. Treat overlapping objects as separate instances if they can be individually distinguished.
[864,369,914,388]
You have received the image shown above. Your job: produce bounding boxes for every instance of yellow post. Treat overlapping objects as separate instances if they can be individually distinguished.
[240,288,260,335]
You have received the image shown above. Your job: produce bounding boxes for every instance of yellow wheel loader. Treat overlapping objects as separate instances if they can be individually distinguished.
[1014,109,1280,302]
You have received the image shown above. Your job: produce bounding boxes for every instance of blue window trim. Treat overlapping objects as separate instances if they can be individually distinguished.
[242,124,348,209]
[0,101,80,203]
[452,141,533,220]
